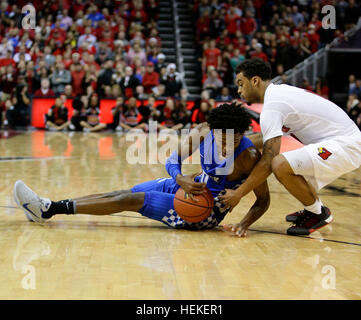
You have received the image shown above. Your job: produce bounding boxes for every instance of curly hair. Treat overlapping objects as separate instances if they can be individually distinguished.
[207,102,252,134]
[235,58,272,81]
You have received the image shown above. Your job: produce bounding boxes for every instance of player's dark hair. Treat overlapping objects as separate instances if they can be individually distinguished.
[235,58,272,81]
[207,102,251,135]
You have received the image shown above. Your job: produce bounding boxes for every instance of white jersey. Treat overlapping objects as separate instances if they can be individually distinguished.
[260,83,361,144]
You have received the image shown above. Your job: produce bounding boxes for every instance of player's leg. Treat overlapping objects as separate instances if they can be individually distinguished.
[13,180,139,222]
[67,192,145,216]
[271,154,319,207]
[71,189,133,202]
[271,148,333,236]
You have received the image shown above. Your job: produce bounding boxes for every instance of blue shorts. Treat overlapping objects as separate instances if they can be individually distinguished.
[131,178,229,230]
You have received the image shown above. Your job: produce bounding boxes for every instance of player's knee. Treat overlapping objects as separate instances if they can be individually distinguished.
[271,154,291,179]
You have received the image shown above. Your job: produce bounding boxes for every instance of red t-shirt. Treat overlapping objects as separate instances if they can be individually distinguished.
[0,58,16,68]
[71,70,85,96]
[204,48,221,68]
[225,14,240,35]
[241,17,257,35]
[142,72,159,93]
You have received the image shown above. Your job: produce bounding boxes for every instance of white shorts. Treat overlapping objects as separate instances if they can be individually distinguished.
[282,133,361,191]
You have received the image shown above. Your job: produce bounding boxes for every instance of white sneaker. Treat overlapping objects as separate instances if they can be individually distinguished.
[13,180,51,223]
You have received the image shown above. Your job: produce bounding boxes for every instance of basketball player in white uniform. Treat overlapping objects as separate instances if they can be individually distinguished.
[220,58,361,236]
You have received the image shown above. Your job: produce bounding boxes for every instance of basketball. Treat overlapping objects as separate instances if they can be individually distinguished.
[174,187,214,223]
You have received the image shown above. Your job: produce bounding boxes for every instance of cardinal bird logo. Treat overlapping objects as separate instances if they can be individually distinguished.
[318,147,332,160]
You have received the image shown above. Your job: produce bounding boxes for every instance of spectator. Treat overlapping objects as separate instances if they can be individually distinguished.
[142,61,159,94]
[45,97,70,131]
[120,66,140,98]
[0,50,15,68]
[202,39,222,72]
[241,9,257,45]
[348,74,357,94]
[5,83,30,129]
[291,5,304,28]
[13,45,31,63]
[203,69,223,98]
[250,43,268,62]
[0,38,13,58]
[82,64,98,94]
[69,96,86,132]
[43,46,56,69]
[155,53,167,73]
[71,63,86,96]
[118,96,148,132]
[350,79,361,99]
[158,98,186,131]
[347,94,361,125]
[80,93,107,132]
[110,96,126,131]
[34,78,55,97]
[301,79,314,92]
[224,6,241,38]
[78,26,97,48]
[97,60,114,97]
[229,48,245,72]
[161,63,183,97]
[191,100,212,128]
[126,42,147,67]
[216,87,232,101]
[64,85,74,99]
[139,96,162,124]
[51,62,71,95]
[315,77,329,100]
[135,85,148,100]
[152,83,167,99]
[0,64,17,97]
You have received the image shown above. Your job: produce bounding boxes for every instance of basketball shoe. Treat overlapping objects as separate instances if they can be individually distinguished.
[287,206,333,236]
[285,210,306,223]
[13,180,52,223]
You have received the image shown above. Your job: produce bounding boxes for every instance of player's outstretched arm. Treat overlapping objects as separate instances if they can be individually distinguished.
[165,122,209,199]
[222,146,271,237]
[219,136,281,210]
[247,132,263,151]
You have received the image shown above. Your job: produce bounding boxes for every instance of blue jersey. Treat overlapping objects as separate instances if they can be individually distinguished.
[195,131,255,197]
[132,131,255,229]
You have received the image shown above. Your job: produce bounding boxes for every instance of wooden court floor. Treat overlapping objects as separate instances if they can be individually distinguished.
[0,131,360,300]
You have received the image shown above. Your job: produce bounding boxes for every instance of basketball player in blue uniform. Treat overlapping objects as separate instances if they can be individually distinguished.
[13,103,270,235]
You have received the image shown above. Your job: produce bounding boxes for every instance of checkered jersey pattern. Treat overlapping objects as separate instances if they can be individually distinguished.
[161,185,241,230]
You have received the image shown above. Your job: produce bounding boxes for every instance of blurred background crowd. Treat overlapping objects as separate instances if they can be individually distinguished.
[0,0,360,132]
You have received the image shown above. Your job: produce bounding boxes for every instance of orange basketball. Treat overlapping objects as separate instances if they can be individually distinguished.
[174,187,214,223]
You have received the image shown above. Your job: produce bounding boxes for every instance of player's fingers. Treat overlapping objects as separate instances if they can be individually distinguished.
[188,193,199,202]
[192,182,206,187]
[191,171,203,178]
[190,189,204,195]
[221,224,236,235]
[222,224,234,232]
[190,184,206,191]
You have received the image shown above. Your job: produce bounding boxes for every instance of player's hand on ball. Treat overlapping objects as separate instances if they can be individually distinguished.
[219,189,241,212]
[222,223,248,238]
[176,171,206,201]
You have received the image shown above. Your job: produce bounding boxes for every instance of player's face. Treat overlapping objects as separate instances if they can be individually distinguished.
[236,73,260,104]
[214,130,242,158]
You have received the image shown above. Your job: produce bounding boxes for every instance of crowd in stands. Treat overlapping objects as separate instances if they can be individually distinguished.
[346,74,361,129]
[0,0,192,131]
[0,0,360,132]
[193,0,360,99]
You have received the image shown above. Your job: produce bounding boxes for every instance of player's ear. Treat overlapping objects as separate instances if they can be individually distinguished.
[251,76,261,87]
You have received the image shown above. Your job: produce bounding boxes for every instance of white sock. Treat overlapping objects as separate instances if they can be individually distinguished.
[304,200,322,214]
